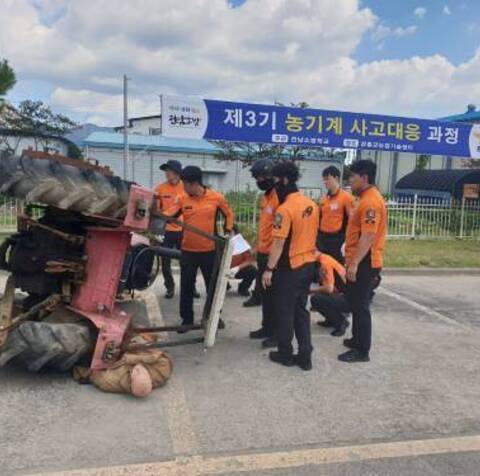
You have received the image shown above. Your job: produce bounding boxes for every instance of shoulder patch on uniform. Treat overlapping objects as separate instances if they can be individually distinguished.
[365,208,376,224]
[302,206,314,218]
[273,213,283,229]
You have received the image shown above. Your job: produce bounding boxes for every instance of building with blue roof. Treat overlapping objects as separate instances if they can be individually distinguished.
[438,104,480,124]
[83,120,344,194]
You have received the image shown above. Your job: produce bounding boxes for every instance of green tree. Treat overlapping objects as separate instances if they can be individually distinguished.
[0,59,16,98]
[2,100,78,154]
[416,154,431,170]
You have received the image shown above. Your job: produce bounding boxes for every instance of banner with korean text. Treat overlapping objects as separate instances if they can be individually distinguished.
[161,95,480,158]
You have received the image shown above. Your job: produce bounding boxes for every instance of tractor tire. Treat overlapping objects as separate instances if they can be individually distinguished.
[0,321,94,372]
[0,152,130,218]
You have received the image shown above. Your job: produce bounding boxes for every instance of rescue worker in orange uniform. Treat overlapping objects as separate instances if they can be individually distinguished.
[248,159,280,348]
[154,160,185,299]
[318,166,354,264]
[310,252,350,337]
[262,162,318,371]
[166,166,234,330]
[339,160,387,363]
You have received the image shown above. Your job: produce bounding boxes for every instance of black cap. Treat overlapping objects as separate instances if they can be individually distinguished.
[181,165,203,183]
[271,161,300,183]
[160,159,182,175]
[250,158,275,178]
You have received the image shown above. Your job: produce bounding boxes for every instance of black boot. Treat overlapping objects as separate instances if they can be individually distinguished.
[261,337,277,349]
[243,295,262,307]
[269,351,295,367]
[249,328,270,339]
[317,320,333,328]
[293,354,312,371]
[165,288,175,299]
[338,349,370,363]
[331,321,348,337]
[193,289,201,299]
[238,286,251,297]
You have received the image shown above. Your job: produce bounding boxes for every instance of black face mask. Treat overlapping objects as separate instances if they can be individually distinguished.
[274,181,298,203]
[256,178,274,192]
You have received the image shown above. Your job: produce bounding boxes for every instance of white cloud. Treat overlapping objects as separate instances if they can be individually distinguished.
[443,5,451,15]
[414,7,427,19]
[1,0,478,126]
[371,24,417,42]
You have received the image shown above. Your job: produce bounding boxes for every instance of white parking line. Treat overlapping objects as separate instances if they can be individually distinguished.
[31,434,480,476]
[378,286,466,329]
[140,285,201,456]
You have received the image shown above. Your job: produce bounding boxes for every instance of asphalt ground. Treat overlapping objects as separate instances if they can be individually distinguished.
[0,271,479,476]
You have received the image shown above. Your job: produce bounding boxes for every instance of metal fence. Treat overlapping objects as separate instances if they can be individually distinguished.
[230,192,480,240]
[387,195,480,239]
[2,194,480,240]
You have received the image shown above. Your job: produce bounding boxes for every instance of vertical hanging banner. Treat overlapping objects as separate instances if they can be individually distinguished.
[161,95,480,158]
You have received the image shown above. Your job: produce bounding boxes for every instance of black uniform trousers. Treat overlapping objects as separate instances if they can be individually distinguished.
[180,250,215,325]
[345,255,380,353]
[234,265,257,294]
[257,252,275,336]
[274,262,316,357]
[311,292,350,329]
[317,232,345,265]
[161,230,182,291]
[250,264,263,302]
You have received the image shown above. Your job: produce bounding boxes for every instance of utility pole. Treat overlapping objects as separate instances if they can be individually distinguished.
[158,94,162,134]
[123,74,129,180]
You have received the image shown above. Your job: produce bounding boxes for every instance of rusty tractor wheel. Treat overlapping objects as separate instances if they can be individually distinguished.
[0,321,94,372]
[0,152,130,218]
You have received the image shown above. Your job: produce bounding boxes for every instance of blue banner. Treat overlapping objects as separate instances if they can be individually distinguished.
[161,96,480,159]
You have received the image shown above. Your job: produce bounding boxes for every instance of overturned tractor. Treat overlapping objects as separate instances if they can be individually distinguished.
[0,151,232,375]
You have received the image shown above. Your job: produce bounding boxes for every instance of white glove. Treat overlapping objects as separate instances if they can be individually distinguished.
[227,266,240,279]
[156,234,165,243]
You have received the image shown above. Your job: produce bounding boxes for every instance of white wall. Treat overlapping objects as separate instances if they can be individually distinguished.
[117,117,162,135]
[86,146,340,193]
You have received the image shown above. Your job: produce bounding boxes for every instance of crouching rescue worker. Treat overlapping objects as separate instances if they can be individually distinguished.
[317,166,354,264]
[262,162,318,371]
[228,225,257,296]
[339,160,387,363]
[310,252,350,337]
[249,158,279,348]
[166,166,234,331]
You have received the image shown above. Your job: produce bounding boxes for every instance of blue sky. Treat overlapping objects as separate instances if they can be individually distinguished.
[2,0,479,125]
[230,0,480,65]
[357,0,480,64]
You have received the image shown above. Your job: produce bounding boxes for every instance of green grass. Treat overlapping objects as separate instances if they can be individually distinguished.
[1,231,479,269]
[0,233,10,244]
[385,239,480,268]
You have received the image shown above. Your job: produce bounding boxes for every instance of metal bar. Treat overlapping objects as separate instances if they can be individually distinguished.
[3,294,62,332]
[152,210,225,243]
[19,216,85,246]
[125,337,204,352]
[127,324,204,334]
[459,197,465,239]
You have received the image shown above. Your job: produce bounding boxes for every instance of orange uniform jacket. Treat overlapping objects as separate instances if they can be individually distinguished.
[345,186,387,269]
[272,192,319,269]
[256,189,279,255]
[317,254,346,293]
[167,188,234,252]
[155,181,185,232]
[319,189,355,234]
